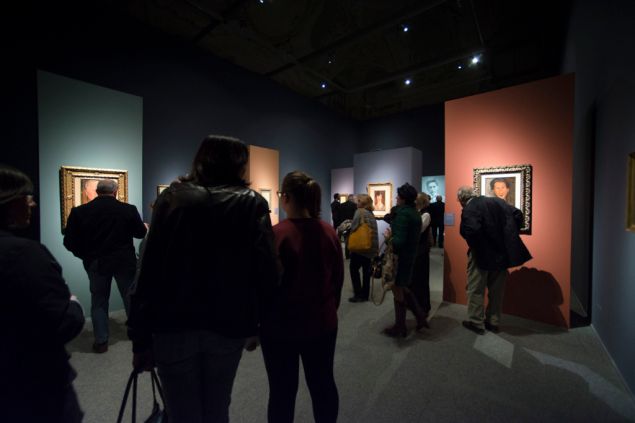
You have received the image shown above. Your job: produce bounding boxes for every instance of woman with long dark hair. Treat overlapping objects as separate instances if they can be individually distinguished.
[0,165,85,422]
[128,135,279,422]
[261,171,344,423]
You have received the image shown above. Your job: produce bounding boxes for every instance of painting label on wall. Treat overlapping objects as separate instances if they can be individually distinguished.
[473,164,532,234]
[367,182,393,217]
[628,153,635,231]
[60,166,128,232]
[422,175,445,201]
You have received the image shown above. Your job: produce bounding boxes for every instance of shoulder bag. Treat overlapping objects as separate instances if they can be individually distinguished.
[348,211,373,253]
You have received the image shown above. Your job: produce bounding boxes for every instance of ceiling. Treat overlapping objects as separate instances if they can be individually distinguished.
[23,0,572,120]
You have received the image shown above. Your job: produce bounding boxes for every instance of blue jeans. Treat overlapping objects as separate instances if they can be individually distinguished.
[153,330,245,423]
[86,259,135,344]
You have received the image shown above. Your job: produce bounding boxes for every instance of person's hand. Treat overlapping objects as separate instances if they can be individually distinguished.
[133,349,155,372]
[244,336,259,352]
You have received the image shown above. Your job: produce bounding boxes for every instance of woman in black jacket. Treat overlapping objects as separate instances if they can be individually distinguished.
[0,165,85,423]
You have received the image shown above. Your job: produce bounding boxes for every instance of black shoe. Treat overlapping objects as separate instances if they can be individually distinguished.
[92,342,108,354]
[462,321,485,335]
[348,296,362,303]
[484,321,500,333]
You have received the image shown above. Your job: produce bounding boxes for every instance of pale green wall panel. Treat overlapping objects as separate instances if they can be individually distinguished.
[37,70,143,314]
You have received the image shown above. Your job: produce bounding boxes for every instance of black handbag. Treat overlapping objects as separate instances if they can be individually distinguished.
[117,369,168,423]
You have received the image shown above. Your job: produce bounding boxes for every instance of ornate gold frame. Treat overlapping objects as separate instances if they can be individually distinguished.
[367,182,393,217]
[628,153,635,231]
[59,166,128,233]
[157,184,170,196]
[473,164,532,234]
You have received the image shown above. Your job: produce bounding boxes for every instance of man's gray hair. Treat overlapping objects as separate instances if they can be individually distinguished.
[457,186,476,203]
[96,179,118,195]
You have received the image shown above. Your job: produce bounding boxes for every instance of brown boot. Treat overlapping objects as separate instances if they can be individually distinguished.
[382,299,407,337]
[405,290,429,330]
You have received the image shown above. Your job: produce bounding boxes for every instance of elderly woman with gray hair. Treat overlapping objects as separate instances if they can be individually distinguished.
[348,193,378,303]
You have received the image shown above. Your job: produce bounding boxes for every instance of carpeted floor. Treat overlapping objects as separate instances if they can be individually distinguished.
[68,248,635,422]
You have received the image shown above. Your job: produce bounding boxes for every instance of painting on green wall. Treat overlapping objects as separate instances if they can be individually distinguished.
[59,166,128,233]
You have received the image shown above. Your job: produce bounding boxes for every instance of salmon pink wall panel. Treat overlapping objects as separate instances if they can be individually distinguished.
[444,75,574,327]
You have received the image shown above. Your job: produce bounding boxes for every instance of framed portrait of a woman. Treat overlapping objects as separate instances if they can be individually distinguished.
[473,164,532,234]
[367,182,393,217]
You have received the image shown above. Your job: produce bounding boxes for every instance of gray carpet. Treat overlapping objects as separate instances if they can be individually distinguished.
[68,248,635,422]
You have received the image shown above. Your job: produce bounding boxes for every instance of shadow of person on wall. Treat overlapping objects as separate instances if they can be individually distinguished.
[503,267,567,329]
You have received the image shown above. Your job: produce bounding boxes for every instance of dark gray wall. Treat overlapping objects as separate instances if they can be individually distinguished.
[359,105,445,176]
[563,0,635,392]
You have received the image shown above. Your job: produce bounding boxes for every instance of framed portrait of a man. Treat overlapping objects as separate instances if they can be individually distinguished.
[367,182,393,217]
[473,164,532,234]
[422,175,445,201]
[59,166,128,232]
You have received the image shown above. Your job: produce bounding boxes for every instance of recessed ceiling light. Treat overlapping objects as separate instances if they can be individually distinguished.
[404,79,412,86]
[321,82,327,89]
[402,24,409,32]
[471,55,480,64]
[457,64,463,70]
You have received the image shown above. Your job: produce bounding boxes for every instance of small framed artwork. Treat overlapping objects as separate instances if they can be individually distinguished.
[367,182,393,217]
[473,164,532,234]
[59,166,128,232]
[157,184,169,196]
[627,153,635,231]
[260,188,272,209]
[339,194,348,203]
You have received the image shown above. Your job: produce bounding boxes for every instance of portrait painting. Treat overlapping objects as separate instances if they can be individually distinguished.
[628,153,635,231]
[259,188,272,208]
[60,166,128,232]
[339,194,348,203]
[422,175,446,201]
[473,164,532,234]
[367,182,393,217]
[157,184,169,196]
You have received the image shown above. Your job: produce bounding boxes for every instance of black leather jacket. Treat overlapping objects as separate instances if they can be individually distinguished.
[128,182,278,352]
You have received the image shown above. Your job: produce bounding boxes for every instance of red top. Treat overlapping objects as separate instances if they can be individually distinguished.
[262,218,344,339]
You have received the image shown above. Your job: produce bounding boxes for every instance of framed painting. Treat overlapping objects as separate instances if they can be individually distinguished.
[367,182,393,217]
[628,153,635,231]
[473,164,532,234]
[260,188,272,209]
[157,184,169,196]
[339,193,348,203]
[59,166,128,232]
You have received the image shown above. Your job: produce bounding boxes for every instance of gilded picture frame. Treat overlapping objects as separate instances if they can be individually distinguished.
[339,193,348,203]
[367,182,393,217]
[627,153,635,231]
[473,164,532,234]
[59,166,128,232]
[157,184,169,196]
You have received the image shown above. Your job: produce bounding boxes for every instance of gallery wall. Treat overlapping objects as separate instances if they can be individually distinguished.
[562,0,635,392]
[444,74,574,328]
[37,71,143,312]
[359,105,445,176]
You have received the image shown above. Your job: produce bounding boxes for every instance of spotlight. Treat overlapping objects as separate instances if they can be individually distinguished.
[258,0,265,3]
[321,82,327,89]
[471,55,480,64]
[457,64,463,70]
[328,59,333,64]
[404,79,412,86]
[401,24,409,33]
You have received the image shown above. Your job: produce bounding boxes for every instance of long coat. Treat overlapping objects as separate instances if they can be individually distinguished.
[390,204,422,286]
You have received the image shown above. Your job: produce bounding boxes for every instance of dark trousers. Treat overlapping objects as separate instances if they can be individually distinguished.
[86,259,135,344]
[261,330,339,423]
[349,253,371,300]
[411,251,431,313]
[431,223,444,247]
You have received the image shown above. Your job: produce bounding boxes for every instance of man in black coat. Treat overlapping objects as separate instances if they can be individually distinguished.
[64,179,147,353]
[428,195,445,248]
[458,186,531,334]
[330,193,341,229]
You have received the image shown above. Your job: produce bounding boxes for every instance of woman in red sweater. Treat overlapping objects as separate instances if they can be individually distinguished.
[261,171,344,423]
